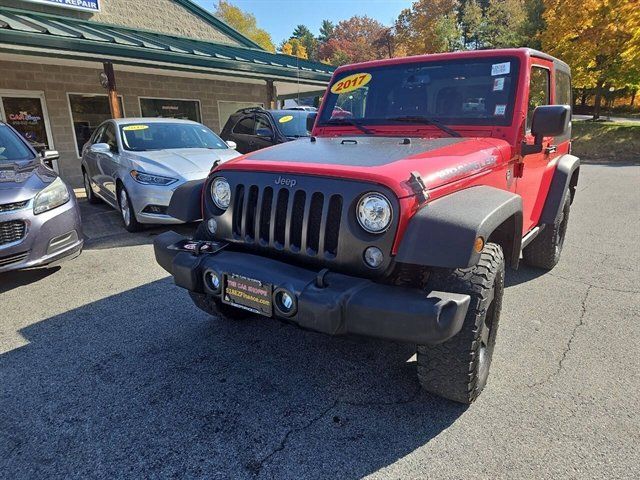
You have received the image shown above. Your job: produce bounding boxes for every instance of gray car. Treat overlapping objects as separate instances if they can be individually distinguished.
[0,122,82,273]
[80,118,241,232]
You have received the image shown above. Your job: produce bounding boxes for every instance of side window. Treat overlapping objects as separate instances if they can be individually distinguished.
[527,66,550,131]
[102,123,118,152]
[91,125,105,144]
[232,115,255,135]
[255,115,272,134]
[555,70,572,109]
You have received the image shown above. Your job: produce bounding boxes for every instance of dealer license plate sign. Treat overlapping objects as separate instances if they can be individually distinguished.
[223,274,272,316]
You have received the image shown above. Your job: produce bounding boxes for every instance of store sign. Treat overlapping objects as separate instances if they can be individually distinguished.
[22,0,101,13]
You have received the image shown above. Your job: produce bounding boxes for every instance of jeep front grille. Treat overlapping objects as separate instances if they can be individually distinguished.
[0,220,26,246]
[232,184,343,257]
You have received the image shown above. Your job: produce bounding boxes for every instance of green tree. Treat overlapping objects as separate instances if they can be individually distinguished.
[479,0,526,48]
[214,0,275,52]
[461,0,483,49]
[318,20,335,43]
[290,24,318,60]
[394,0,462,54]
[521,0,545,49]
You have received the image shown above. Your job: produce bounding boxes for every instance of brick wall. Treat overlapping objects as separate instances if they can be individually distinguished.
[0,0,240,45]
[0,60,268,187]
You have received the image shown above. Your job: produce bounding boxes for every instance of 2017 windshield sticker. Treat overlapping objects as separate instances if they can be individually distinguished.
[494,104,507,116]
[278,115,294,123]
[123,125,149,131]
[493,77,505,91]
[330,73,372,95]
[491,62,510,76]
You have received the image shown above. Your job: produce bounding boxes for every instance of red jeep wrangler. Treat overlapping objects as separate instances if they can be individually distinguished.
[154,48,579,404]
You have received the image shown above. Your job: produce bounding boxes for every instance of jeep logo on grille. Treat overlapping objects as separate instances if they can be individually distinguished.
[275,176,297,188]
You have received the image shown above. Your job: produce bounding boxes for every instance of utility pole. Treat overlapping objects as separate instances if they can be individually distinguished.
[102,62,122,118]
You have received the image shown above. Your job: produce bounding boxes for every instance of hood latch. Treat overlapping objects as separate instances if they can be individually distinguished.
[408,171,429,203]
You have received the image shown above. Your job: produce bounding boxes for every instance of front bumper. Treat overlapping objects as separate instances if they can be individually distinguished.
[125,178,201,225]
[154,231,470,345]
[0,195,83,273]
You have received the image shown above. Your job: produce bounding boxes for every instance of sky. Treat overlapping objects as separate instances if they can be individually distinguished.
[195,0,413,45]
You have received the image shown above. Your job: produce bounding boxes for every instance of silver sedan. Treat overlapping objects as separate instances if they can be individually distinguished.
[80,118,241,231]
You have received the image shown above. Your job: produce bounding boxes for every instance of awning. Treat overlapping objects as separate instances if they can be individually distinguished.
[0,6,335,85]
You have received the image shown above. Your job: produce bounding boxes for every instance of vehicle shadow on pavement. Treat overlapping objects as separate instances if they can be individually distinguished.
[79,199,197,251]
[0,278,467,479]
[0,267,60,294]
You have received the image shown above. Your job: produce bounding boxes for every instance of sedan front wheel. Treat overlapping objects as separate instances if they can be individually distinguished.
[118,186,142,232]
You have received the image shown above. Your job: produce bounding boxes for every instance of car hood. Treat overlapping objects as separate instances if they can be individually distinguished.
[217,136,511,198]
[129,148,241,177]
[0,161,56,202]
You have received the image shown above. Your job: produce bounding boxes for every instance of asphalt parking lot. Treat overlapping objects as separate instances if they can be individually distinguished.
[1,161,638,479]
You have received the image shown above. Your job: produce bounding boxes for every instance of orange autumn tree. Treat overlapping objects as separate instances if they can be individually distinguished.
[542,0,640,118]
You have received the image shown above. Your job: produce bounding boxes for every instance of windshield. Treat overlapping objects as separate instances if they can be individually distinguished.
[0,125,36,163]
[271,111,311,137]
[319,57,520,128]
[120,123,228,152]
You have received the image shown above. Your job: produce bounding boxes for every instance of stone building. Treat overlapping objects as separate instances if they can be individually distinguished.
[0,0,333,186]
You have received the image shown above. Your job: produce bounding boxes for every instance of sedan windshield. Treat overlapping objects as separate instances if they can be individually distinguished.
[120,123,228,152]
[318,57,520,128]
[0,125,36,163]
[271,111,311,138]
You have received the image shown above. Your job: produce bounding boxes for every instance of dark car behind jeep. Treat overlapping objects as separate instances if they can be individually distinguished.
[220,108,313,154]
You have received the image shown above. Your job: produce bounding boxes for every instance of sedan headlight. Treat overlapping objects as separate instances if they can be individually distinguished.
[33,177,70,215]
[357,192,392,233]
[211,177,231,210]
[130,170,177,186]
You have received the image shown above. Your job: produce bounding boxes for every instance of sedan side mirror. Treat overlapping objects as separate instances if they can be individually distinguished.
[41,150,60,168]
[226,140,237,150]
[90,142,112,155]
[522,105,571,156]
[306,112,318,133]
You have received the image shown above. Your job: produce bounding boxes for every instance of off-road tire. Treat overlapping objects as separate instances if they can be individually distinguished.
[190,221,251,320]
[417,243,505,404]
[522,190,571,270]
[83,170,100,204]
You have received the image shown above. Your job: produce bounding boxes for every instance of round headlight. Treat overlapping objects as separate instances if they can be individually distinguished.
[211,177,231,210]
[357,193,392,233]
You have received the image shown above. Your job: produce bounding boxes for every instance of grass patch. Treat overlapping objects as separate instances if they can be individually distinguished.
[572,121,640,164]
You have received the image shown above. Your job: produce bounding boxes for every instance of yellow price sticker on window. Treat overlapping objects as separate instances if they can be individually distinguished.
[278,115,294,123]
[122,125,149,131]
[330,72,372,95]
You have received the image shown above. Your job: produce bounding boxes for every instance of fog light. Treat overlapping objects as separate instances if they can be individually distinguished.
[274,288,297,317]
[204,270,221,292]
[207,218,217,234]
[364,246,384,268]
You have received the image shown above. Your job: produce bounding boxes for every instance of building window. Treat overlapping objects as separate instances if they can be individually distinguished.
[68,94,124,156]
[139,98,201,122]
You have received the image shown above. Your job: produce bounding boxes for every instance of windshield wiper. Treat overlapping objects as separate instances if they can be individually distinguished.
[387,116,461,138]
[324,118,374,135]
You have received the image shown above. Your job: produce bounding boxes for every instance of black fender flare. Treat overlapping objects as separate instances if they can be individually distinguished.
[395,186,523,269]
[539,154,580,225]
[167,179,206,222]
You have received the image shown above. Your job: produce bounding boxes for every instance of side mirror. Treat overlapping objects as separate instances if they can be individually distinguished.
[41,150,59,168]
[522,105,571,156]
[256,127,274,138]
[306,112,318,133]
[90,142,112,155]
[226,140,237,150]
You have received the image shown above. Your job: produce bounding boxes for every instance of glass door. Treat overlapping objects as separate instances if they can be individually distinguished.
[0,91,56,170]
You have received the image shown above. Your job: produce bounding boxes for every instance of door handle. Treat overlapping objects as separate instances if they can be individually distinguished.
[545,145,557,154]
